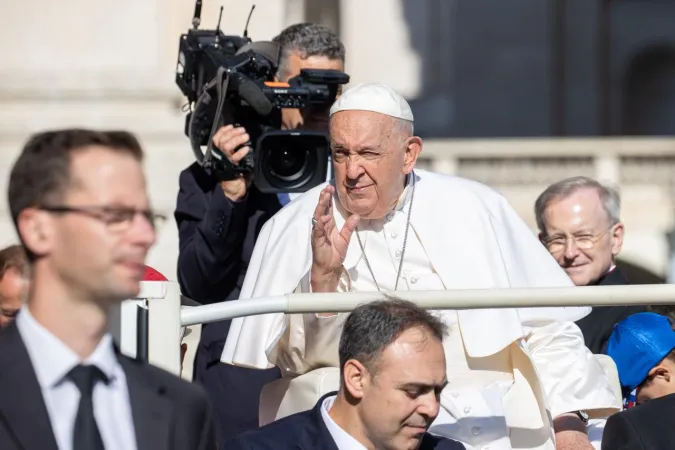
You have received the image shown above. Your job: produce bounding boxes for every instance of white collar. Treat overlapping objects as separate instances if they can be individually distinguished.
[16,306,120,389]
[320,395,368,450]
[334,173,415,268]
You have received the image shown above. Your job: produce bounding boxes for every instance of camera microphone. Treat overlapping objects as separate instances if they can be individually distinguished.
[231,73,274,116]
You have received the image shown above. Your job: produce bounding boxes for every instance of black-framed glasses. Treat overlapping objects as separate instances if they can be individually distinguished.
[39,205,167,232]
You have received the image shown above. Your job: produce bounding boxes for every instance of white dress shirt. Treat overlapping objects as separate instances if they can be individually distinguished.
[320,395,367,450]
[16,307,137,450]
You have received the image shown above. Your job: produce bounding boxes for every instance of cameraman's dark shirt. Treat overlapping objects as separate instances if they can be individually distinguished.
[175,162,282,443]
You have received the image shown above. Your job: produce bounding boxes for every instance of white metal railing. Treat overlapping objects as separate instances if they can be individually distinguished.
[180,284,675,326]
[122,282,675,377]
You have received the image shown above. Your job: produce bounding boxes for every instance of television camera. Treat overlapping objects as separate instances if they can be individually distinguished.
[175,2,349,193]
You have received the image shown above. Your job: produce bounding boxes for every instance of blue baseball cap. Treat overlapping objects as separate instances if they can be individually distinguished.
[608,312,675,391]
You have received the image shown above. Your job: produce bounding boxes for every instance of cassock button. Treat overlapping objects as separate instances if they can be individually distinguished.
[410,277,418,284]
[472,427,480,436]
[395,249,402,257]
[451,391,459,398]
[463,406,471,414]
[391,231,398,239]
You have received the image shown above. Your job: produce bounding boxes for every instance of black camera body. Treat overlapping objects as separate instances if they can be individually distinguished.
[175,2,349,193]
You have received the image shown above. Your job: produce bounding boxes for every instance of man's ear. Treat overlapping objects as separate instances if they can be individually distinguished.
[402,136,422,175]
[610,222,625,257]
[342,359,370,400]
[17,209,52,259]
[648,365,670,383]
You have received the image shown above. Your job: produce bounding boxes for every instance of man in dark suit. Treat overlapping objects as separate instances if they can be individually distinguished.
[0,129,216,450]
[602,312,675,449]
[535,176,645,354]
[225,299,464,450]
[175,23,346,443]
[601,393,675,450]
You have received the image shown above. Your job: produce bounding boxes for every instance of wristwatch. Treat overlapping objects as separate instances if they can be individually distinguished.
[574,410,589,423]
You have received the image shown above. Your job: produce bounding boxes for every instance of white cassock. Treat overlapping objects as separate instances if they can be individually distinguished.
[222,169,620,449]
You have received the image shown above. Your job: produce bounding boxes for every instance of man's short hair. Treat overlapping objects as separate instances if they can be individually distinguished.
[534,176,621,234]
[338,298,448,375]
[272,23,345,80]
[8,129,144,226]
[0,245,29,279]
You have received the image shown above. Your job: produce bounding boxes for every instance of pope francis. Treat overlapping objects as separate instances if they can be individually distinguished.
[221,83,620,449]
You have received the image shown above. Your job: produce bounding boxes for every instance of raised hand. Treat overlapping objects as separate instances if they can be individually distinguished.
[310,185,359,292]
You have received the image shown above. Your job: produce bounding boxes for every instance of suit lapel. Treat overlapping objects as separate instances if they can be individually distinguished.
[0,323,58,450]
[294,394,339,450]
[117,355,172,450]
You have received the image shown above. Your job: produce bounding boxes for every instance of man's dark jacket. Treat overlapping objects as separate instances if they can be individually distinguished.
[225,393,466,450]
[575,267,645,354]
[601,393,675,450]
[175,162,281,443]
[0,321,216,450]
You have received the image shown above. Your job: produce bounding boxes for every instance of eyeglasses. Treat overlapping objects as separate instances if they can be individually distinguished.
[40,205,167,232]
[543,227,612,253]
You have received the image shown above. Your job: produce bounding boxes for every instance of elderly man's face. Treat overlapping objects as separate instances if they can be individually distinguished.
[330,110,420,219]
[357,327,447,450]
[540,188,623,286]
[0,268,27,327]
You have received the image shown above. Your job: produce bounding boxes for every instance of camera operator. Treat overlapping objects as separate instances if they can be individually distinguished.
[174,23,346,444]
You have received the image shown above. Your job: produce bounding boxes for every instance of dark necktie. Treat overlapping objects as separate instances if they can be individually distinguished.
[67,364,108,450]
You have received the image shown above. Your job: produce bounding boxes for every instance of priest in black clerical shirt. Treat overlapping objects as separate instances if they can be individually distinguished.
[535,176,645,354]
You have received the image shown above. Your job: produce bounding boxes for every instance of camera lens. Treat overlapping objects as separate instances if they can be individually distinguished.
[256,131,328,192]
[268,147,308,182]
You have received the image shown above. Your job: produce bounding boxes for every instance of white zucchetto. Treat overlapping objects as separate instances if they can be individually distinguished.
[329,83,414,122]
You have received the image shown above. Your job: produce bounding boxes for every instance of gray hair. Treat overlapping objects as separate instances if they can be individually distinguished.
[338,297,447,376]
[534,176,621,233]
[272,23,346,81]
[394,118,414,137]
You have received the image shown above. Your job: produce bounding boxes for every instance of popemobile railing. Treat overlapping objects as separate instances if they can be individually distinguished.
[112,282,675,376]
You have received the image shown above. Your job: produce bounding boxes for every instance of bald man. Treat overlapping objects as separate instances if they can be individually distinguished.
[222,83,619,449]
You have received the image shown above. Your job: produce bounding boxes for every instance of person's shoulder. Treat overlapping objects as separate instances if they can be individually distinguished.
[421,432,466,450]
[417,169,505,206]
[119,355,209,407]
[265,182,329,224]
[615,393,675,421]
[225,409,314,448]
[178,161,217,194]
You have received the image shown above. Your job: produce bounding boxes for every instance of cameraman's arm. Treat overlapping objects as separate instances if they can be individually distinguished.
[175,125,252,303]
[175,167,249,303]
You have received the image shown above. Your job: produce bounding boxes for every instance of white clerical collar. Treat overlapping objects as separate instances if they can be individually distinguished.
[393,172,414,213]
[359,173,414,228]
[320,395,367,450]
[334,172,415,268]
